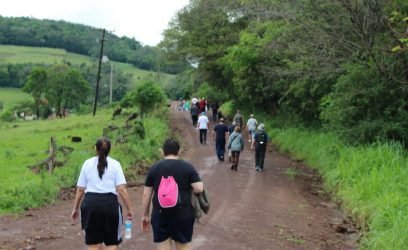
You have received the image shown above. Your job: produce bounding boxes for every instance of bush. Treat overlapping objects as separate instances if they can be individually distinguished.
[1,109,14,122]
[320,63,408,144]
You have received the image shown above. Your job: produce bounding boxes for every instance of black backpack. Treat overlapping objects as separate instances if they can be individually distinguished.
[255,132,266,146]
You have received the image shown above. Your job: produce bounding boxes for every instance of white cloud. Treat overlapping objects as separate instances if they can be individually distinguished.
[0,0,189,46]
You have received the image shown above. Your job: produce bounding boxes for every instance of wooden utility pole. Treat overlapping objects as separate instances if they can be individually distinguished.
[93,29,106,116]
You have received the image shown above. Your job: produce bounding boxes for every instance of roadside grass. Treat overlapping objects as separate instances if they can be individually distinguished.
[0,45,175,87]
[0,88,31,110]
[265,125,408,249]
[0,106,170,215]
[218,101,408,248]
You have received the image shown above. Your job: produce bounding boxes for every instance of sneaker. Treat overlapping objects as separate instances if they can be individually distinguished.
[255,167,260,171]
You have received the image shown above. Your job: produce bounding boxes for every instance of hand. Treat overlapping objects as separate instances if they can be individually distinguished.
[251,146,254,150]
[141,215,150,232]
[127,210,134,221]
[71,208,79,225]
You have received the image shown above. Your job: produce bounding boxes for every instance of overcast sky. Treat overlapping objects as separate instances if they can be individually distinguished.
[0,0,189,46]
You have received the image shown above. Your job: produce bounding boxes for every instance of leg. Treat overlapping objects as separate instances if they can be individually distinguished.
[175,241,192,250]
[259,147,266,170]
[235,151,240,170]
[203,129,207,144]
[220,143,225,160]
[255,146,261,169]
[215,143,221,159]
[199,129,203,143]
[105,245,118,250]
[156,238,172,250]
[87,244,102,250]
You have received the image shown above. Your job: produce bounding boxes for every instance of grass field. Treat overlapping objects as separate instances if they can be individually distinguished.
[0,45,176,87]
[0,106,170,214]
[0,88,31,110]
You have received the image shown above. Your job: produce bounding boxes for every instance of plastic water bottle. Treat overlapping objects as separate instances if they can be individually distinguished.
[124,219,132,239]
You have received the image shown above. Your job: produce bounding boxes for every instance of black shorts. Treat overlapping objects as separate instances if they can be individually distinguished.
[80,192,123,246]
[151,215,195,244]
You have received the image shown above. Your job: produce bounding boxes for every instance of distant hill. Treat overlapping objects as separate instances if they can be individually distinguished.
[0,16,187,74]
[0,44,176,89]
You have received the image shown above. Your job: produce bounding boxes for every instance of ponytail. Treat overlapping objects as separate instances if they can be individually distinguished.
[95,138,111,179]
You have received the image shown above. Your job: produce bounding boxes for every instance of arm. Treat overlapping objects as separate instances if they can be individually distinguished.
[191,181,204,194]
[141,186,153,232]
[71,187,85,225]
[117,184,133,220]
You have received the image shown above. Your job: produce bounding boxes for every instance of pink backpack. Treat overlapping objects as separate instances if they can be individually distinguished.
[158,176,179,208]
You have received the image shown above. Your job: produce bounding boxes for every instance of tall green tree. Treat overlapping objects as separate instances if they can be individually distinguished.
[23,67,47,119]
[61,69,90,116]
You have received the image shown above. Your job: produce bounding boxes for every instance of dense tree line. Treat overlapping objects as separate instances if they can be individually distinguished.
[160,0,408,144]
[0,16,187,73]
[1,62,132,119]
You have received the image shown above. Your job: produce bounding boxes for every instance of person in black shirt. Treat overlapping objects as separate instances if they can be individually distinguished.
[212,118,229,161]
[251,124,269,171]
[211,102,219,122]
[141,138,204,250]
[190,105,199,127]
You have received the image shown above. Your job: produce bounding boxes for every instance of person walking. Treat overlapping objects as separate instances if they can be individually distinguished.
[197,112,210,144]
[233,109,244,127]
[251,123,269,171]
[190,104,199,127]
[71,138,133,250]
[227,121,237,162]
[211,102,219,122]
[246,114,258,143]
[227,126,244,171]
[141,138,204,250]
[212,118,229,161]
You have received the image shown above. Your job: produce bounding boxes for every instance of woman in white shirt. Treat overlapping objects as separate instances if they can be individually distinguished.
[71,138,133,250]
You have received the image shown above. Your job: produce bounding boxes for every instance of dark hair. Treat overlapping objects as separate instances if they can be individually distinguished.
[95,138,111,179]
[162,138,180,156]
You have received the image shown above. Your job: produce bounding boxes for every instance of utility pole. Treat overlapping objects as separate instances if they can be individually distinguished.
[110,62,113,105]
[93,29,106,116]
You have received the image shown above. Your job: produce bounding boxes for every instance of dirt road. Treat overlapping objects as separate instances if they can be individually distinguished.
[0,106,358,249]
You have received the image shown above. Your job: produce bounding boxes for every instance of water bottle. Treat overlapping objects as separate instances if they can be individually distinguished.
[124,219,132,239]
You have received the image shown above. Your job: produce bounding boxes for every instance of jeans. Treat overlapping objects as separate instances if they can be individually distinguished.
[199,129,207,144]
[255,146,266,169]
[215,139,226,160]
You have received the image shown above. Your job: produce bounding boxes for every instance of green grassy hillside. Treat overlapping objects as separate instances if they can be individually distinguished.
[0,107,170,214]
[0,88,31,110]
[0,45,176,86]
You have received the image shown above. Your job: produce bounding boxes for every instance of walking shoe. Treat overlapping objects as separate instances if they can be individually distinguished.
[255,166,260,171]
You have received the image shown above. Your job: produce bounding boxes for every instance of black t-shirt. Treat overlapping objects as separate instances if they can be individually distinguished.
[191,106,199,116]
[214,124,228,142]
[145,159,201,218]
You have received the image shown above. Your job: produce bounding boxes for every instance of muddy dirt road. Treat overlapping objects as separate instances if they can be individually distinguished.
[0,106,358,249]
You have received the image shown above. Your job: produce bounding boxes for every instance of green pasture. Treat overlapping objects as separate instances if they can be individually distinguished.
[0,88,31,110]
[0,106,170,214]
[0,45,176,87]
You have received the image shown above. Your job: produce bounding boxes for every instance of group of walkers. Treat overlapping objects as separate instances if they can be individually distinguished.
[71,137,204,250]
[70,101,269,250]
[212,109,269,171]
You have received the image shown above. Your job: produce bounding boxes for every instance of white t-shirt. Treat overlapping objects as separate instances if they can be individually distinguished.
[247,118,258,130]
[198,115,209,129]
[77,156,127,195]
